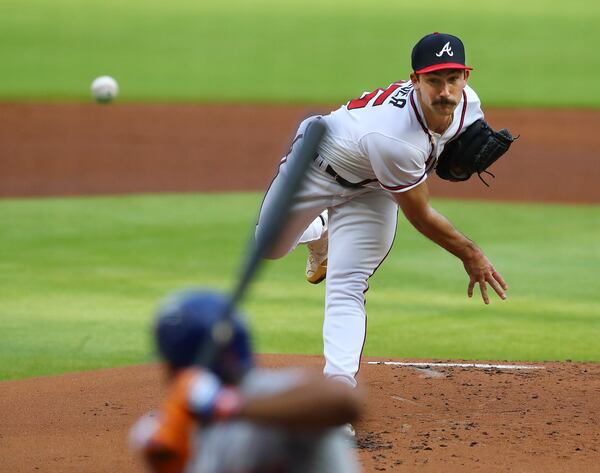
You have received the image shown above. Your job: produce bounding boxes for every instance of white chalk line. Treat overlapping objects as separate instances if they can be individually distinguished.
[366,361,545,370]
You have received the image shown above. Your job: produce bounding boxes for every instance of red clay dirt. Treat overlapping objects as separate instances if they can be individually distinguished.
[1,103,599,203]
[1,356,599,473]
[1,103,600,472]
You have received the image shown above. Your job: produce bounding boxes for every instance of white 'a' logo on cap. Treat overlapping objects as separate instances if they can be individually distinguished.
[436,42,454,57]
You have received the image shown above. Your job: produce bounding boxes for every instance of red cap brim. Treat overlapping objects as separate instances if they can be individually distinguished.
[414,63,473,74]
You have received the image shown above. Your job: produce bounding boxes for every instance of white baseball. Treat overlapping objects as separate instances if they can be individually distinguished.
[91,75,119,103]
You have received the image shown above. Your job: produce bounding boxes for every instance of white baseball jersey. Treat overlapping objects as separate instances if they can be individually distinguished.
[256,79,487,389]
[186,369,361,473]
[319,80,484,191]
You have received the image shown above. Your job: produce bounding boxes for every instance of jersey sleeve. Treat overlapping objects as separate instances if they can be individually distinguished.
[360,132,428,192]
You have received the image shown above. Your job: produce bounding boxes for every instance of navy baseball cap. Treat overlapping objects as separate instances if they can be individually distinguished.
[411,32,473,74]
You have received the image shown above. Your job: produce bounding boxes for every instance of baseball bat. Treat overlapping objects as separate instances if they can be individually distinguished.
[230,119,326,309]
[206,119,327,348]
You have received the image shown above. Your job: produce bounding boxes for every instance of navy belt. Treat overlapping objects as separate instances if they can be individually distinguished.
[313,154,377,189]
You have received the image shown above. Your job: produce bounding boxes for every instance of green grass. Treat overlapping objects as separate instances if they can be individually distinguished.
[0,0,598,106]
[0,193,598,380]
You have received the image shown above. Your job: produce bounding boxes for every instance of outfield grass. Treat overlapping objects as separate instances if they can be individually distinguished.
[0,193,598,380]
[0,0,598,106]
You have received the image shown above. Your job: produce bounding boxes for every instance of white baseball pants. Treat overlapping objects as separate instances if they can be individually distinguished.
[256,118,398,387]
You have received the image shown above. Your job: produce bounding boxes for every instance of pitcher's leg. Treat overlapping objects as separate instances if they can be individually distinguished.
[255,119,332,259]
[256,172,325,259]
[322,191,398,387]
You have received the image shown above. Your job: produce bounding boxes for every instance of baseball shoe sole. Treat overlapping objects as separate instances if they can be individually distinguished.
[305,238,328,284]
[306,259,327,284]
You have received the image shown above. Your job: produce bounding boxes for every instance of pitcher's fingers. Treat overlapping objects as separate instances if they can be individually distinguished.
[486,274,507,300]
[492,269,508,290]
[468,279,475,298]
[479,280,490,305]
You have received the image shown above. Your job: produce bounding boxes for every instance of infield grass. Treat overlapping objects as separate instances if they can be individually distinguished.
[0,0,598,106]
[1,193,599,380]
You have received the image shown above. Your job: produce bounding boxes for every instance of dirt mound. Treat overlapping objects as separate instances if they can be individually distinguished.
[1,355,599,473]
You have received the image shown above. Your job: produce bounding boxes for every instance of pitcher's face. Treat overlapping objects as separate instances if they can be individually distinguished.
[411,69,469,117]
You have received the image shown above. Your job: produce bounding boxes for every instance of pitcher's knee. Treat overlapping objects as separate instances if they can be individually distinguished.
[327,272,370,298]
[263,247,287,260]
[254,227,294,260]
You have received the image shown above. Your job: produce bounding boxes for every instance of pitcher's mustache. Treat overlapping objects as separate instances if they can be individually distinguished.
[433,98,457,106]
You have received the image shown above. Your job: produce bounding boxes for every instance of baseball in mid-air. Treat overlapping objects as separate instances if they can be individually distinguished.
[91,75,119,103]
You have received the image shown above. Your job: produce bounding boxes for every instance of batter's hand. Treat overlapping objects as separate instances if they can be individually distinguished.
[462,249,508,304]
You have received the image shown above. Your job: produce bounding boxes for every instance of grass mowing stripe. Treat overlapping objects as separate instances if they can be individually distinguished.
[0,0,598,106]
[0,193,598,380]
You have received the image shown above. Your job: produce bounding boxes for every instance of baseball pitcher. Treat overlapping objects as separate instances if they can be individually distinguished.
[255,33,515,400]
